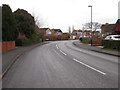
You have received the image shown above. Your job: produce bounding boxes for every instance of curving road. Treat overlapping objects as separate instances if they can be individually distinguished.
[3,40,118,88]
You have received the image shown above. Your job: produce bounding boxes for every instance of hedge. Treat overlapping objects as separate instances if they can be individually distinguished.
[81,37,102,45]
[15,38,32,46]
[81,37,91,44]
[102,40,120,50]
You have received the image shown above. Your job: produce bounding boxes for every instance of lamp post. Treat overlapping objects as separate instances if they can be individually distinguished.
[88,5,92,46]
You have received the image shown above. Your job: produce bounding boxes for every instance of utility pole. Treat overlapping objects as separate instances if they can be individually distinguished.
[69,26,71,34]
[72,25,74,31]
[88,5,93,46]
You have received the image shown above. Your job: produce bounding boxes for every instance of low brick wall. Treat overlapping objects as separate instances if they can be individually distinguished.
[0,41,15,52]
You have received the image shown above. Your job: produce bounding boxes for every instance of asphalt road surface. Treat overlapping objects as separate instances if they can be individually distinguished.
[3,40,118,88]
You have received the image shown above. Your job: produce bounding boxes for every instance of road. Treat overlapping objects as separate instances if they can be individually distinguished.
[3,40,118,88]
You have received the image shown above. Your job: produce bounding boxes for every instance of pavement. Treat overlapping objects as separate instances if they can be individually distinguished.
[73,40,120,57]
[2,41,49,78]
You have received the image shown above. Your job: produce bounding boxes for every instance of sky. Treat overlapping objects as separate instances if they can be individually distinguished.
[1,0,120,32]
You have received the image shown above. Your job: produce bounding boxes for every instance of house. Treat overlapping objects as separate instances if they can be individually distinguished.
[92,31,100,37]
[70,29,90,39]
[51,29,63,36]
[39,28,63,41]
[113,19,120,34]
[101,23,116,37]
[83,30,91,37]
[71,30,78,39]
[77,30,83,36]
[62,33,70,40]
[71,30,82,39]
[50,29,63,40]
[39,28,52,41]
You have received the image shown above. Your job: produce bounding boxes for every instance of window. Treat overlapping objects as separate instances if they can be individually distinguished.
[114,36,120,38]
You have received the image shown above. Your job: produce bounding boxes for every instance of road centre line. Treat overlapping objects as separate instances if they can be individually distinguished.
[73,58,106,75]
[56,44,59,49]
[60,50,67,55]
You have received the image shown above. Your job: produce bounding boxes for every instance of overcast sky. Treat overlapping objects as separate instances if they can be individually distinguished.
[1,0,120,32]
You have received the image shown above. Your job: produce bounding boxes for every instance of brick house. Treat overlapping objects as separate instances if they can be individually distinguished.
[71,30,78,39]
[113,19,120,34]
[51,29,63,40]
[101,23,116,37]
[39,28,63,41]
[39,28,52,41]
[71,30,91,39]
[51,29,63,36]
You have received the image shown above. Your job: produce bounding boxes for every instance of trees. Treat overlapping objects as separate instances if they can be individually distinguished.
[2,4,40,45]
[2,4,18,41]
[14,9,36,39]
[84,22,101,31]
[84,22,101,38]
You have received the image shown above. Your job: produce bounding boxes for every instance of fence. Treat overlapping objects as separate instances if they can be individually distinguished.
[0,41,15,52]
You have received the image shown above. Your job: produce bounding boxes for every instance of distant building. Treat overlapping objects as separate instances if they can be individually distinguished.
[39,28,52,40]
[71,30,78,39]
[71,30,83,39]
[101,23,116,37]
[113,19,120,34]
[101,19,120,37]
[51,29,63,35]
[39,28,63,41]
[83,30,91,37]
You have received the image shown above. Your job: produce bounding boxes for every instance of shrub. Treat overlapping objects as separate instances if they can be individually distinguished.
[81,37,102,45]
[92,39,102,45]
[15,38,32,46]
[81,37,91,44]
[102,40,120,50]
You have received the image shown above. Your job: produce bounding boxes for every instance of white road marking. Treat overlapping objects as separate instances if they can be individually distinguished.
[60,50,67,55]
[56,44,59,49]
[73,58,106,75]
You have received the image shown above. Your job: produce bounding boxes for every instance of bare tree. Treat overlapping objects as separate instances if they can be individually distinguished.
[32,12,44,28]
[84,22,101,31]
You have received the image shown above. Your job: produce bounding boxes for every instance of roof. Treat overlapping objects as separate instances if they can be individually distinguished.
[71,30,77,35]
[72,30,77,32]
[51,29,62,33]
[101,24,116,33]
[39,28,50,31]
[114,19,120,31]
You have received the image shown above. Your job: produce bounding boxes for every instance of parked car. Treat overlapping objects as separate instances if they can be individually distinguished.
[105,35,120,40]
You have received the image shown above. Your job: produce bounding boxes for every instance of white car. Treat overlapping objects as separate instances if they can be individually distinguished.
[105,35,120,40]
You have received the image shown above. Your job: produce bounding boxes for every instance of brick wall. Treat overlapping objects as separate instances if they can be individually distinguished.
[0,41,15,52]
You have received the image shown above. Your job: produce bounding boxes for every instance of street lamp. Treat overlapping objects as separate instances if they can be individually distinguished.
[88,5,92,46]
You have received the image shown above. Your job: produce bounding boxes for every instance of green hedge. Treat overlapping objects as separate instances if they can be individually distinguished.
[102,40,120,50]
[81,37,91,44]
[15,38,33,46]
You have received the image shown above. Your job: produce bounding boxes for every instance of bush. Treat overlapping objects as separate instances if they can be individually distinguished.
[92,39,102,45]
[15,38,32,46]
[81,37,102,45]
[81,37,91,44]
[102,40,120,50]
